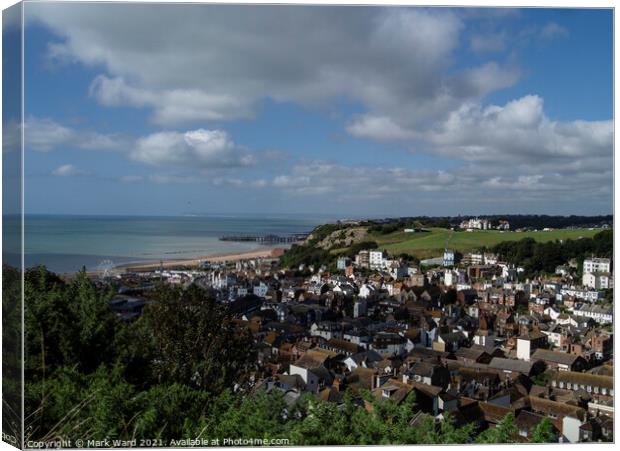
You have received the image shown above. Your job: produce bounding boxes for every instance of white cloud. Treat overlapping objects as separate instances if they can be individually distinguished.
[24,116,259,171]
[26,117,75,152]
[24,117,127,152]
[428,95,613,165]
[540,22,569,40]
[470,32,507,53]
[52,164,87,177]
[347,115,417,141]
[131,128,255,168]
[28,5,517,129]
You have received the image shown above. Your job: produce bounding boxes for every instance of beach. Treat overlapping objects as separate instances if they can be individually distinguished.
[111,247,287,273]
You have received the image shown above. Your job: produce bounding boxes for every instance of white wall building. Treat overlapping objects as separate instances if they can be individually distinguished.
[460,218,490,230]
[583,258,611,274]
[582,272,612,290]
[288,364,320,392]
[560,287,603,303]
[359,284,376,299]
[253,281,269,297]
[576,305,613,324]
[369,250,387,269]
[516,337,532,361]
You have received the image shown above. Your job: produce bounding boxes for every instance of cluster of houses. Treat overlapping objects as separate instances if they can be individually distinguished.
[106,249,613,443]
[459,218,510,231]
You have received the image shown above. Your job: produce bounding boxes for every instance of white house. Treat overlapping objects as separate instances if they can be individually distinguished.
[288,364,320,392]
[484,253,499,265]
[336,256,351,270]
[310,322,342,340]
[444,270,457,287]
[369,250,387,269]
[253,281,269,297]
[359,283,376,299]
[443,250,455,267]
[562,415,583,444]
[516,337,532,361]
[576,305,613,324]
[582,272,612,290]
[583,257,611,274]
[560,287,603,303]
[460,218,490,230]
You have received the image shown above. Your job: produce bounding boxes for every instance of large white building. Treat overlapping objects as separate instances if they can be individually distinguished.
[369,250,387,270]
[443,249,455,267]
[460,218,490,230]
[582,272,612,290]
[583,257,611,274]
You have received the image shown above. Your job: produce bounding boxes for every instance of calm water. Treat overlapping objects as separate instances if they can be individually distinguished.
[3,214,322,272]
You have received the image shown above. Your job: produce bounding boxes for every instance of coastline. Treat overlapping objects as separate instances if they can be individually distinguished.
[107,246,287,273]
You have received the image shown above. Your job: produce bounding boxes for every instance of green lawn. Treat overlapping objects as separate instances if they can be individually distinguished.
[370,227,603,259]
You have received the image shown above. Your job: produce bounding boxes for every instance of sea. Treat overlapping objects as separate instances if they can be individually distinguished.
[2,214,324,273]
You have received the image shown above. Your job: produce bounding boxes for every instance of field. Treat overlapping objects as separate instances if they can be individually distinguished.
[368,227,604,259]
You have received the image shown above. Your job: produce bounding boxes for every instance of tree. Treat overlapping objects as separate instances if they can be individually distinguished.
[142,283,255,392]
[530,417,555,443]
[476,412,518,443]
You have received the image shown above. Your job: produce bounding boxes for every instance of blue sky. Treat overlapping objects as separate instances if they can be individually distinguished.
[20,4,613,217]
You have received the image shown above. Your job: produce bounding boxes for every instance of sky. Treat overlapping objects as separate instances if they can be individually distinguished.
[16,3,613,217]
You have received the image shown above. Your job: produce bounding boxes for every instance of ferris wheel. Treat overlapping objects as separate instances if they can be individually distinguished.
[97,259,115,280]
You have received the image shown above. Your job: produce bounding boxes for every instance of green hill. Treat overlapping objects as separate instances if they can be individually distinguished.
[370,227,603,259]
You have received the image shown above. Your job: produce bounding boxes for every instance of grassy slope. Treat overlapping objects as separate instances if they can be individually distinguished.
[369,228,603,259]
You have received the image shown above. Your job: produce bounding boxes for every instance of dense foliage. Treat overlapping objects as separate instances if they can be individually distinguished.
[278,243,334,269]
[2,265,22,440]
[366,219,449,233]
[344,241,379,257]
[490,229,612,277]
[21,266,256,443]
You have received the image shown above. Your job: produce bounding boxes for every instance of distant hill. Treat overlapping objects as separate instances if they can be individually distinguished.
[359,214,612,231]
[281,218,609,269]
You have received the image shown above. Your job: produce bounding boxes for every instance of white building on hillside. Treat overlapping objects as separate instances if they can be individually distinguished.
[369,250,387,270]
[460,218,490,230]
[583,258,611,274]
[582,272,612,290]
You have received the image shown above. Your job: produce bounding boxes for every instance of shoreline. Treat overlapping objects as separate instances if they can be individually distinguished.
[97,246,287,274]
